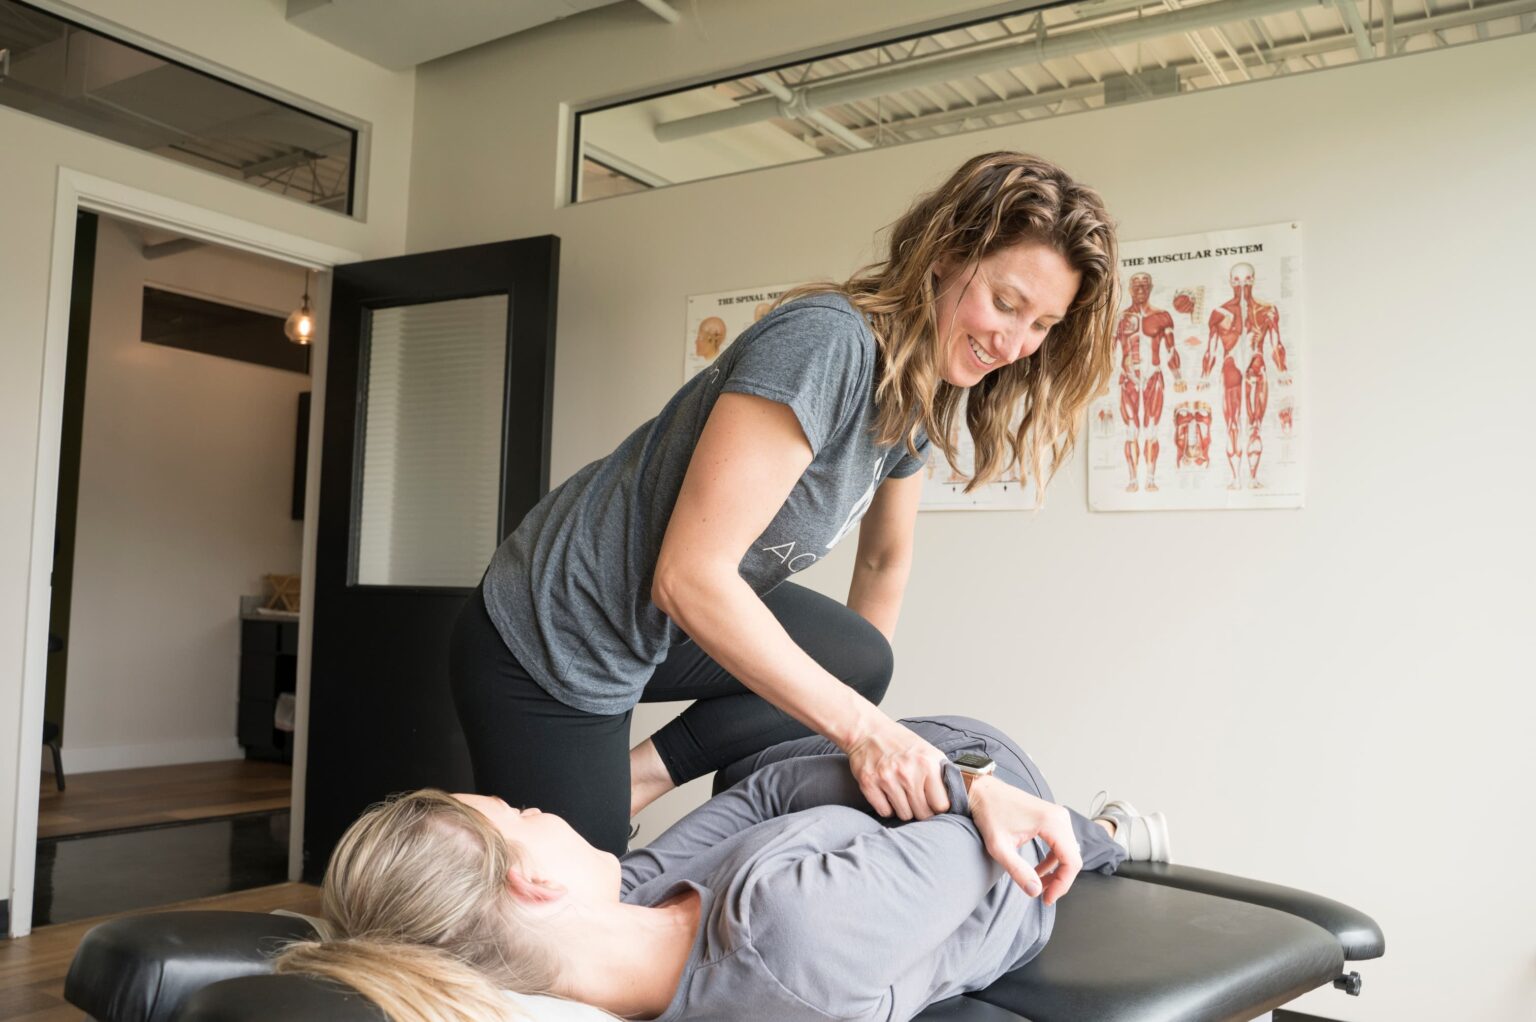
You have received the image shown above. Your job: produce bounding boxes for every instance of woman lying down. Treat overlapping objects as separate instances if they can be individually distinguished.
[277,716,1172,1021]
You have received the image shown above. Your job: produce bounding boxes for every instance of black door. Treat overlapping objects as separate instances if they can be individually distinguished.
[303,237,558,881]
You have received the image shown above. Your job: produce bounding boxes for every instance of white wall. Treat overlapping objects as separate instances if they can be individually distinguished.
[1,0,413,915]
[57,216,310,772]
[408,6,1536,1019]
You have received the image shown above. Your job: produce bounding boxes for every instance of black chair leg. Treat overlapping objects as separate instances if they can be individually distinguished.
[48,741,65,791]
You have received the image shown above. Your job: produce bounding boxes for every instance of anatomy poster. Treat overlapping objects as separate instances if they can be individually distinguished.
[684,283,796,382]
[919,410,1042,512]
[1088,221,1304,511]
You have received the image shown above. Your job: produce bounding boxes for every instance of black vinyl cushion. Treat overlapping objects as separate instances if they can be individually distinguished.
[972,873,1343,1022]
[1114,861,1387,961]
[174,975,387,1022]
[174,979,1022,1022]
[64,912,317,1022]
[64,913,1029,1022]
[923,995,1034,1021]
[68,863,1382,1022]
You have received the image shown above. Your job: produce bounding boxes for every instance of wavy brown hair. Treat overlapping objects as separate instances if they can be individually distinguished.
[274,789,581,1022]
[781,151,1119,495]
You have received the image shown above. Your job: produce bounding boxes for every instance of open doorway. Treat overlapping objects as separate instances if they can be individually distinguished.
[8,169,360,941]
[33,209,324,927]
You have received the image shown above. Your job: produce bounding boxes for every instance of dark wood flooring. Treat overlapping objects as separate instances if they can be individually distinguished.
[37,759,291,839]
[0,883,321,1021]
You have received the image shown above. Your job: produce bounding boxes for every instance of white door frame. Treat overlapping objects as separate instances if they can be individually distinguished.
[8,166,362,937]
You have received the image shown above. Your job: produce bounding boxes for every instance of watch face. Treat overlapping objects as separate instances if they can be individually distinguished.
[953,752,993,771]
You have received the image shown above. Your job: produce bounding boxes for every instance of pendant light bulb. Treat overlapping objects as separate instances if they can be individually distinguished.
[285,270,315,345]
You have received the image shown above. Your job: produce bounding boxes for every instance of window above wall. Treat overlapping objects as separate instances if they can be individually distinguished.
[0,0,358,215]
[572,0,1532,203]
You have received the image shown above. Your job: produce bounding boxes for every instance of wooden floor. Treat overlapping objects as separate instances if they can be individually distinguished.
[0,882,321,1020]
[37,759,291,840]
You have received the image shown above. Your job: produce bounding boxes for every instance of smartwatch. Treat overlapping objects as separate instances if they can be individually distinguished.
[952,752,996,779]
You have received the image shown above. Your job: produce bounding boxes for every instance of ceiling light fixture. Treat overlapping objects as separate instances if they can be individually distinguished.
[284,270,315,345]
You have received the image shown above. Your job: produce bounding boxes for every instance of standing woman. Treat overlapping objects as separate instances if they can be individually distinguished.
[450,151,1118,857]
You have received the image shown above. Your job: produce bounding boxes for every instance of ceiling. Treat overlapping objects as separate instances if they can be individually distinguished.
[284,0,675,70]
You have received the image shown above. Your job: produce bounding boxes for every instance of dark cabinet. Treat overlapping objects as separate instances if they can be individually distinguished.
[238,614,297,762]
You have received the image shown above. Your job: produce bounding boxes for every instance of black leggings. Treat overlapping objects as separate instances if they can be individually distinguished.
[448,581,893,856]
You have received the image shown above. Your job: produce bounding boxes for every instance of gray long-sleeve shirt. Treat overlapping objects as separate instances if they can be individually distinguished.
[619,716,1124,1022]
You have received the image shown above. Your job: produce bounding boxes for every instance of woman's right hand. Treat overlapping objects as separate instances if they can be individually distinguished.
[844,717,951,821]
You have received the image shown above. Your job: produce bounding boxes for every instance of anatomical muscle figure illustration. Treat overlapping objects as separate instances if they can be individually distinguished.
[1173,401,1213,469]
[1114,272,1182,492]
[1200,263,1287,490]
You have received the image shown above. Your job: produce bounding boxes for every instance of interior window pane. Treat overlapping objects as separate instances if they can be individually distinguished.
[0,0,356,213]
[572,0,1529,203]
[355,296,508,587]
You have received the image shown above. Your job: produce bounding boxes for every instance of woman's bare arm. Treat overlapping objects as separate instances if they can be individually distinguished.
[652,393,947,820]
[846,471,923,642]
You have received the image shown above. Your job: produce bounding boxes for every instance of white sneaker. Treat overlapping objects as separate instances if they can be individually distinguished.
[1089,792,1173,863]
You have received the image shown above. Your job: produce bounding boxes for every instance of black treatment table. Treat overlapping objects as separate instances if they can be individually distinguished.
[62,860,1382,1022]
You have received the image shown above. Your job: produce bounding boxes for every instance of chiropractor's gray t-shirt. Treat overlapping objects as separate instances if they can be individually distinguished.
[481,293,929,714]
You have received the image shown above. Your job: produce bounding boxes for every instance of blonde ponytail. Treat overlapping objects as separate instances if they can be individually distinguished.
[274,790,571,1021]
[278,936,531,1022]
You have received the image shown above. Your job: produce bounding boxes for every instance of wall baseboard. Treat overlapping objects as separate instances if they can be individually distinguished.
[60,737,244,774]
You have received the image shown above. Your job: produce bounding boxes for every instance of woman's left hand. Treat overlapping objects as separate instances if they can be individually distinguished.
[965,777,1082,904]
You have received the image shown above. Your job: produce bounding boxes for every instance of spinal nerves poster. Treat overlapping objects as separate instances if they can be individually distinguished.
[1088,221,1304,512]
[684,283,796,382]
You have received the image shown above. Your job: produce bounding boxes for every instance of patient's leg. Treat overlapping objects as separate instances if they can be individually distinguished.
[1072,809,1130,875]
[1088,797,1173,864]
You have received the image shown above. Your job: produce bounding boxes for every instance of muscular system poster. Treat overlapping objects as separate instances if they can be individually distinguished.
[1088,221,1304,511]
[684,283,796,382]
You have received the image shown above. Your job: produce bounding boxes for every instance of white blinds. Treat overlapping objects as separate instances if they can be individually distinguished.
[355,295,509,587]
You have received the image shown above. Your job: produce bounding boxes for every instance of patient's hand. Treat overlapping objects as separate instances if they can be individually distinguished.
[966,777,1082,905]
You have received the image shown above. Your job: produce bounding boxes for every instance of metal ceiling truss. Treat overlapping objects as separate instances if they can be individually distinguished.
[653,0,1534,153]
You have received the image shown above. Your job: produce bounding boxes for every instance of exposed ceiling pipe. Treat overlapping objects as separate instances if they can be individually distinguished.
[1161,0,1235,86]
[655,0,1328,143]
[633,0,680,24]
[867,81,1105,136]
[241,150,313,179]
[821,0,1536,143]
[750,74,872,152]
[584,143,673,187]
[1331,0,1375,59]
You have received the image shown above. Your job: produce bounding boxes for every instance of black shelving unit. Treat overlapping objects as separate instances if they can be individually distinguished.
[238,604,297,763]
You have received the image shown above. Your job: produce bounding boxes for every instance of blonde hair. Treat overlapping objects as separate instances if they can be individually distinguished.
[274,789,565,1022]
[781,151,1119,495]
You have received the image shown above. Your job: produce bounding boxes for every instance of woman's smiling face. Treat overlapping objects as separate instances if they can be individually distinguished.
[931,242,1081,388]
